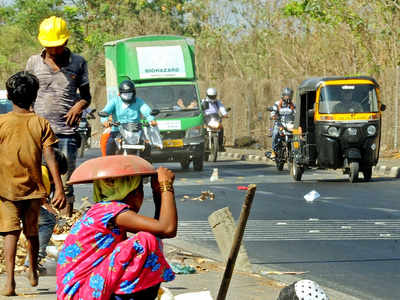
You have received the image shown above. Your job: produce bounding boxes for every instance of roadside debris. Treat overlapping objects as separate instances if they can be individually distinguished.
[237,186,248,190]
[170,262,196,274]
[181,191,215,202]
[261,270,309,276]
[304,190,320,202]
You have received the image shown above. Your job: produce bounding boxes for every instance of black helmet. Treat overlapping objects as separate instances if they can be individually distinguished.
[281,87,293,100]
[119,80,136,103]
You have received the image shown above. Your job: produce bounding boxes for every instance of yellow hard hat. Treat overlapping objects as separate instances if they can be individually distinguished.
[38,16,70,47]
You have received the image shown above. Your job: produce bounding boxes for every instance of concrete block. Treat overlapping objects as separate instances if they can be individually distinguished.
[233,153,241,159]
[379,165,389,175]
[208,207,253,273]
[389,167,400,178]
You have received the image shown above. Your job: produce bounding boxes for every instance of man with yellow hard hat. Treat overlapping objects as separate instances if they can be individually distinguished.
[26,16,92,217]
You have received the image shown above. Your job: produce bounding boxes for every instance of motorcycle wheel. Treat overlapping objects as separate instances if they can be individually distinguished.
[349,161,359,183]
[290,161,303,181]
[210,135,219,162]
[276,160,284,171]
[362,166,372,182]
[204,152,210,161]
[78,136,87,158]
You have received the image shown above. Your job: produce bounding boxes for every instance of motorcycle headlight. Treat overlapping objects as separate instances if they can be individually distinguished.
[208,119,220,129]
[367,125,376,136]
[327,126,339,137]
[186,126,202,138]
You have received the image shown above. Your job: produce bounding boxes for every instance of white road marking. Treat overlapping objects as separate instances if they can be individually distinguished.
[176,219,400,241]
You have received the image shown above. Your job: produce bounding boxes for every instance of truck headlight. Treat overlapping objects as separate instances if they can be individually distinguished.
[327,126,339,137]
[367,125,376,136]
[186,126,202,138]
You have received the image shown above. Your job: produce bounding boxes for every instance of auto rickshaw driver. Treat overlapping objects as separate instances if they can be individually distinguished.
[334,88,364,113]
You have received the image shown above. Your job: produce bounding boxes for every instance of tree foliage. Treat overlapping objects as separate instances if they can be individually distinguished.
[0,0,399,147]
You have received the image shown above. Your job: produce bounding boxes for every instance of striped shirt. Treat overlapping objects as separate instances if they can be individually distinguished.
[26,48,89,135]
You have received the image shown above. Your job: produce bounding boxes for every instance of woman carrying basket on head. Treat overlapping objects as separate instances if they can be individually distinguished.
[56,155,177,300]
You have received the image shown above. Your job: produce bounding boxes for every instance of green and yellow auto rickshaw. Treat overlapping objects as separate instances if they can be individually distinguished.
[290,76,385,182]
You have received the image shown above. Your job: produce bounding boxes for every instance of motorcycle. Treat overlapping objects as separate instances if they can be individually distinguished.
[266,107,295,171]
[77,109,96,158]
[202,107,231,162]
[98,110,161,157]
[204,113,222,162]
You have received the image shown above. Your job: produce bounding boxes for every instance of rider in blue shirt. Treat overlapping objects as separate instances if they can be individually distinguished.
[100,80,156,155]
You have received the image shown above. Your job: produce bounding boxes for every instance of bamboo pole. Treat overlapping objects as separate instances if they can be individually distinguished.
[216,184,257,300]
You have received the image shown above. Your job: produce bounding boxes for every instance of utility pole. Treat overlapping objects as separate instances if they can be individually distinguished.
[395,65,399,150]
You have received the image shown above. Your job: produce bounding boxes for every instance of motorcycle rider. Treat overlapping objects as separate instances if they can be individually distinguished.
[202,87,228,151]
[270,87,296,159]
[100,80,156,155]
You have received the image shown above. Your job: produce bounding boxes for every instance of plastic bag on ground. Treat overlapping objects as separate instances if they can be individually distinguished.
[175,291,213,300]
[304,190,320,202]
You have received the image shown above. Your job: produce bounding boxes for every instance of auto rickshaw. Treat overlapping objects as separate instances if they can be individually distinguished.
[290,76,385,182]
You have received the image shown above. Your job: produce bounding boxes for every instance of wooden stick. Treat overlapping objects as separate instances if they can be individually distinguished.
[216,184,257,300]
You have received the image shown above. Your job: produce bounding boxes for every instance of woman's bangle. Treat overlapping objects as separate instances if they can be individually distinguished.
[159,181,174,193]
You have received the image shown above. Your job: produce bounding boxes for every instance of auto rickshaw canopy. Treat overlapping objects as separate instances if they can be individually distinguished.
[68,155,156,184]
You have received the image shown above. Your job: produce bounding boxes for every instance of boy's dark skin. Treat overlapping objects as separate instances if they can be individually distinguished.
[1,97,66,296]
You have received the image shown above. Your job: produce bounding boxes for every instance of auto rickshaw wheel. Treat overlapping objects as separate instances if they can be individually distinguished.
[290,161,303,181]
[349,161,359,183]
[362,166,372,182]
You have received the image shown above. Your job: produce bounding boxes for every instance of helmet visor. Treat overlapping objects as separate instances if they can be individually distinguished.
[120,92,134,102]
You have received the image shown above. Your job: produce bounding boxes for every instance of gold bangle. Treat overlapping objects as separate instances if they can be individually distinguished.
[159,181,174,193]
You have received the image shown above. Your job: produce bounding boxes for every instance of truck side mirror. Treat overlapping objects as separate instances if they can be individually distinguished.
[381,104,386,111]
[201,101,209,110]
[150,109,160,116]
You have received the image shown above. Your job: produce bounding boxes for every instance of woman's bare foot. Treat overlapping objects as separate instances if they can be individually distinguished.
[1,280,16,296]
[27,268,39,287]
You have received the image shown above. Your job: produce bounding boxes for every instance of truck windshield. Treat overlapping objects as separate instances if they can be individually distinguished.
[136,84,199,112]
[318,84,378,114]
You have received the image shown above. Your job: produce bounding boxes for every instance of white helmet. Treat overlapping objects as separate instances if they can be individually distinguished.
[206,87,217,101]
[278,280,328,300]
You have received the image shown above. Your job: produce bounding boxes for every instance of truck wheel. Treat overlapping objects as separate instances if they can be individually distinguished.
[290,161,303,181]
[349,161,359,183]
[193,156,204,171]
[362,166,372,182]
[180,159,190,170]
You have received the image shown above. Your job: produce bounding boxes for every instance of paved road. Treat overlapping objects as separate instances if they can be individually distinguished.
[75,149,400,300]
